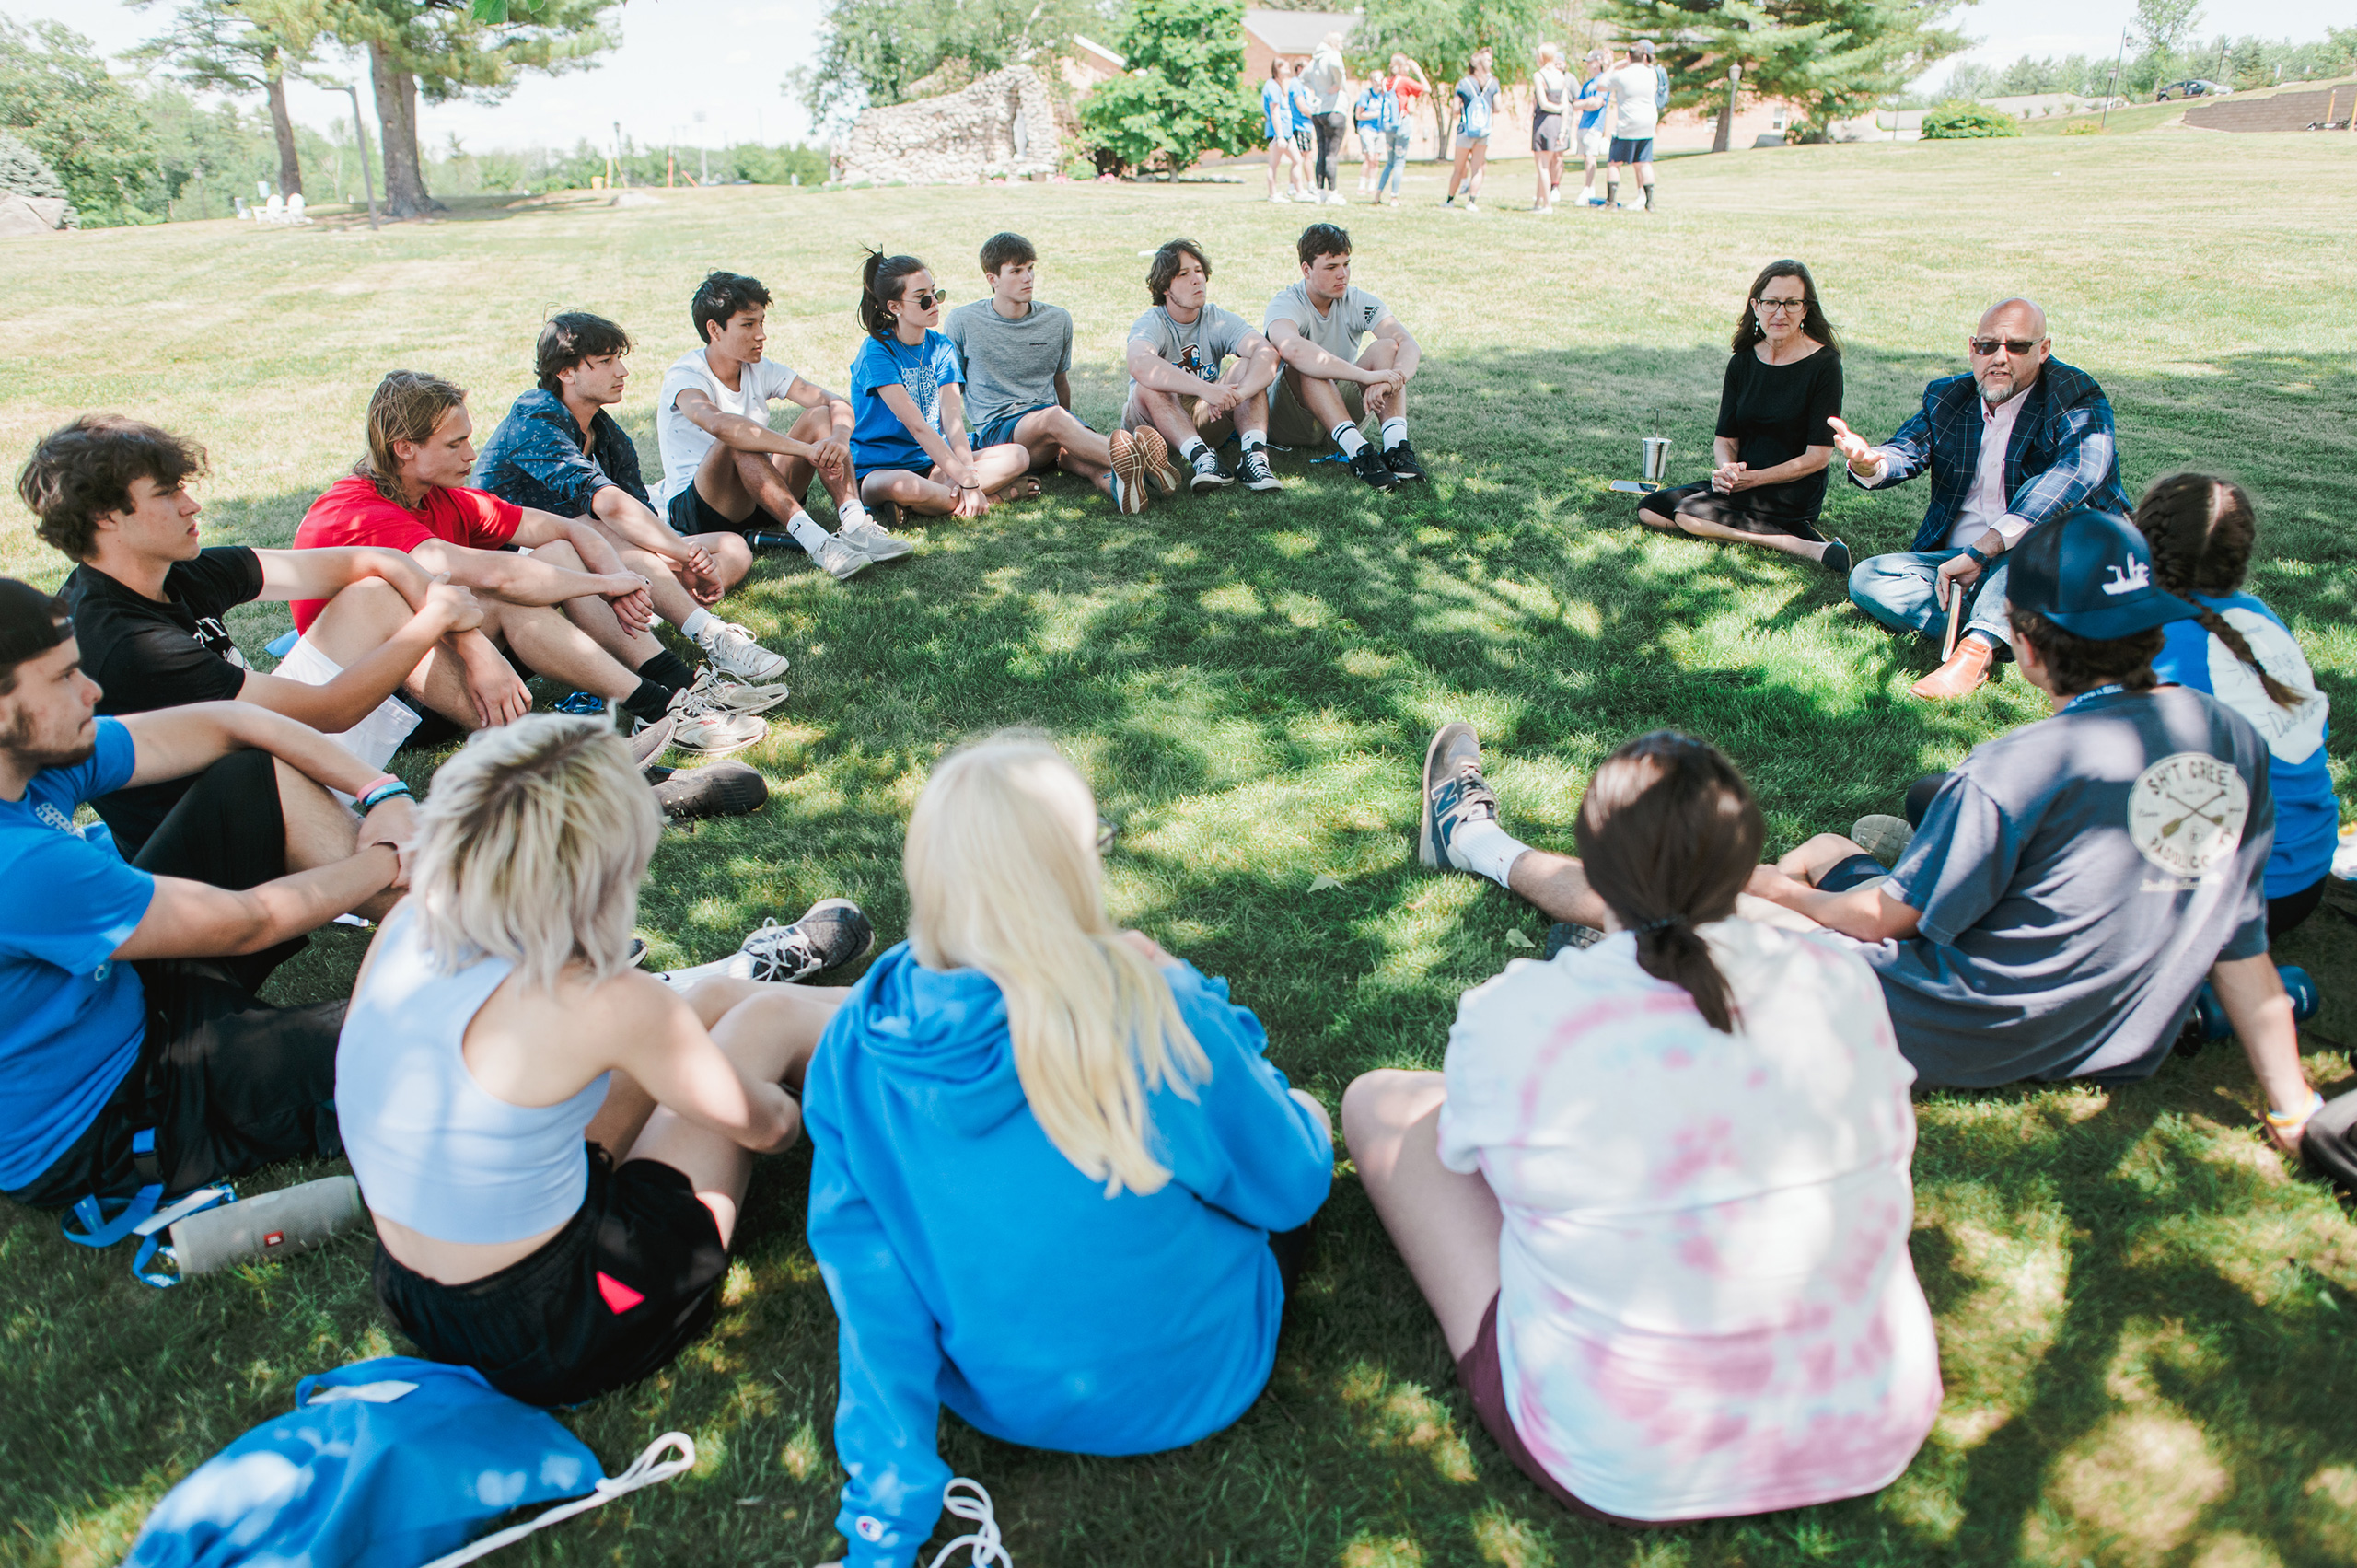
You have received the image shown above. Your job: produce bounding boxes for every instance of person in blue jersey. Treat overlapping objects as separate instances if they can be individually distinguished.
[847,252,1038,525]
[801,731,1334,1568]
[1262,59,1308,203]
[2133,474,2334,935]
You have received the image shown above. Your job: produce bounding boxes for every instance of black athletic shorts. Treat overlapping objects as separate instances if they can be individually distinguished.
[373,1144,730,1409]
[665,482,788,541]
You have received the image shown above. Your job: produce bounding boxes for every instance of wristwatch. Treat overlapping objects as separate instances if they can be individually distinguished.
[1961,544,1993,571]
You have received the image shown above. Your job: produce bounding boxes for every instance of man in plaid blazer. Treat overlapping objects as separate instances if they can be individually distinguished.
[1831,298,2131,699]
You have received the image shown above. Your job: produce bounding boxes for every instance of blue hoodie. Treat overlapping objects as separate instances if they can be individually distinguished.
[803,943,1333,1568]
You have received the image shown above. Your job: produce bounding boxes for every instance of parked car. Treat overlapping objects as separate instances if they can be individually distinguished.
[2155,80,2232,100]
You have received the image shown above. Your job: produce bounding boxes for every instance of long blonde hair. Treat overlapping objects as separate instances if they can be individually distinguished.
[905,732,1209,1196]
[410,715,661,993]
[361,369,466,505]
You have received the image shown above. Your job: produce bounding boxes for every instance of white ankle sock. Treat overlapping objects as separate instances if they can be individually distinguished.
[1240,429,1267,451]
[787,514,830,553]
[1447,818,1530,889]
[1181,436,1208,462]
[1332,423,1368,459]
[838,498,871,530]
[680,608,714,641]
[1381,417,1408,449]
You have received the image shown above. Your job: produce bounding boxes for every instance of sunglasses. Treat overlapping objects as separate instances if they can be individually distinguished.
[906,289,945,311]
[1969,336,2040,356]
[1754,296,1806,316]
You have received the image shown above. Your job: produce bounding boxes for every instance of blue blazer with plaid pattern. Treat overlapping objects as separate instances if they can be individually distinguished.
[1849,357,2131,553]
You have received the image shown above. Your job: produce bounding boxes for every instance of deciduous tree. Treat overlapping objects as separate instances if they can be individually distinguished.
[1079,0,1264,174]
[0,17,159,226]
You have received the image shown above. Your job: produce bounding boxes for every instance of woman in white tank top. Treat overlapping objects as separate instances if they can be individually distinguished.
[336,715,863,1407]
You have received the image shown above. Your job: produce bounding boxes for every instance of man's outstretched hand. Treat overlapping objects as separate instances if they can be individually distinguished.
[1827,416,1880,476]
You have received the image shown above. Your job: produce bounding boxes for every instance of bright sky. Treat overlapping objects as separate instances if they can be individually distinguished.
[9,0,2349,153]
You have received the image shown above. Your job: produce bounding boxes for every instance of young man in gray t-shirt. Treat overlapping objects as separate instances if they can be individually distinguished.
[944,232,1152,516]
[1746,508,2319,1144]
[1263,222,1425,494]
[1122,238,1283,494]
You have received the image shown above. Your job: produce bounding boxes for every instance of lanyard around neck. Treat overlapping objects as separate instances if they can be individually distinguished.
[2062,682,2125,714]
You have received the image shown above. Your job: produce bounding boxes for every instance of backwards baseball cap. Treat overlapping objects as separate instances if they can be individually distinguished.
[2005,508,2199,640]
[1633,38,1658,54]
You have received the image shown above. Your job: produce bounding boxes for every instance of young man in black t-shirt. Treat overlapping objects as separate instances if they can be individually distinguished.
[19,416,481,854]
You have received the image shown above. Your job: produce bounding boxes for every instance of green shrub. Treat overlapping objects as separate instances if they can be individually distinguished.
[2061,118,2105,135]
[1921,99,2023,138]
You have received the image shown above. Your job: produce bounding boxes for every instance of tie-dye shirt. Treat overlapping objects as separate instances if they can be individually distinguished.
[1437,919,1942,1520]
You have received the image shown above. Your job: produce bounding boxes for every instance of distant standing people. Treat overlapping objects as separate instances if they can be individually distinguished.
[1442,47,1499,212]
[1289,64,1319,185]
[1122,238,1284,494]
[1263,61,1308,203]
[1833,296,2130,699]
[848,252,1039,522]
[1637,261,1849,575]
[1600,40,1662,210]
[1304,32,1351,206]
[1263,223,1426,494]
[1529,43,1570,213]
[1353,75,1387,196]
[1572,49,1611,205]
[1377,54,1431,207]
[2134,473,2333,935]
[1353,729,1941,1524]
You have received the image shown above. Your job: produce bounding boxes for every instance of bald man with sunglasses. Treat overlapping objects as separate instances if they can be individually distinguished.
[1835,298,2131,699]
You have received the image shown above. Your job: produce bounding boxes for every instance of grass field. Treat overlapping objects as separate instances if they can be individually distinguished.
[3,130,2355,1568]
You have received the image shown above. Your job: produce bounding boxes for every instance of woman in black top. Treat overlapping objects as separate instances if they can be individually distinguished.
[1639,260,1849,575]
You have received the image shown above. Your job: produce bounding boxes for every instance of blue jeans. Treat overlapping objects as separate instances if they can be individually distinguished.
[1379,128,1411,196]
[1849,549,2013,654]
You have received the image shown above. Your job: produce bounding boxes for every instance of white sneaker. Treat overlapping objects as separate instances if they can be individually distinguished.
[696,619,789,682]
[1268,192,1290,204]
[1463,199,1480,213]
[677,664,787,717]
[648,681,766,757]
[810,532,872,582]
[841,516,915,562]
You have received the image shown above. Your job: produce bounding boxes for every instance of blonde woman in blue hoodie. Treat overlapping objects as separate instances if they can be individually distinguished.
[802,731,1334,1567]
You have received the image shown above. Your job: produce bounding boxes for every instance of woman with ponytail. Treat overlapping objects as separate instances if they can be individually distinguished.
[801,732,1332,1568]
[1345,731,1939,1526]
[847,250,1039,524]
[2136,473,2335,935]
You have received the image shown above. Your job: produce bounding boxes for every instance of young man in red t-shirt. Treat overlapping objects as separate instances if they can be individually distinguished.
[296,372,776,755]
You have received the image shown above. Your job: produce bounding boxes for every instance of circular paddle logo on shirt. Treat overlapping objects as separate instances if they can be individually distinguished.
[2127,751,2249,879]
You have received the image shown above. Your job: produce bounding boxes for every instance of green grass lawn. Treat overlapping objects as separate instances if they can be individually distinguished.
[2,131,2355,1568]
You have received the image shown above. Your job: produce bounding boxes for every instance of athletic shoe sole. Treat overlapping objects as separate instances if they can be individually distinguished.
[699,681,791,716]
[1108,429,1151,513]
[1851,813,1914,868]
[654,761,769,822]
[1418,720,1479,869]
[1132,426,1182,494]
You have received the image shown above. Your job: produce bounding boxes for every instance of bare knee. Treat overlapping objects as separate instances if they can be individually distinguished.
[1341,1068,1446,1167]
[529,539,584,572]
[703,531,752,584]
[1781,832,1867,883]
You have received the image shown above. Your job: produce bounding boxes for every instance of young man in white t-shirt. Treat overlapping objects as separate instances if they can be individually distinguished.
[1122,238,1283,494]
[1600,41,1663,211]
[1262,223,1423,494]
[654,271,910,584]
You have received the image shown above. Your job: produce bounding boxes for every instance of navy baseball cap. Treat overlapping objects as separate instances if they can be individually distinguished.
[2005,508,2199,639]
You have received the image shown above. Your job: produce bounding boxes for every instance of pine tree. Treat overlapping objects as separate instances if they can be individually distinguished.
[0,129,79,226]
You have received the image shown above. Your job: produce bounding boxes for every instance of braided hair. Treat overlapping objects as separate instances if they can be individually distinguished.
[2133,473,2305,709]
[1572,732,1763,1034]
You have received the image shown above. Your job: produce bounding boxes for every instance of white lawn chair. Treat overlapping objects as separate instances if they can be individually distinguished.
[262,193,286,225]
[285,192,310,224]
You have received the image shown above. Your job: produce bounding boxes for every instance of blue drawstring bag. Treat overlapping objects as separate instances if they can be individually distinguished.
[123,1356,689,1568]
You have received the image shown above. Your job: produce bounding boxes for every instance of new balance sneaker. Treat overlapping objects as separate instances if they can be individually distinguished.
[677,665,788,717]
[1419,720,1499,871]
[1236,446,1283,492]
[1381,439,1428,482]
[1189,447,1235,494]
[1107,429,1152,514]
[653,760,768,823]
[696,619,791,683]
[1132,426,1181,494]
[810,531,872,581]
[739,898,875,982]
[842,516,916,562]
[1347,445,1401,492]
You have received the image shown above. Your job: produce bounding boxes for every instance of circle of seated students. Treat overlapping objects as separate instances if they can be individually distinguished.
[0,230,2347,1565]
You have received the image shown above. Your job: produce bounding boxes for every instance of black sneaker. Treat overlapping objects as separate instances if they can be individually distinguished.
[1419,720,1499,870]
[1381,439,1427,482]
[1189,447,1235,493]
[738,898,875,982]
[1236,447,1283,491]
[653,761,768,823]
[1348,445,1401,493]
[1544,922,1608,958]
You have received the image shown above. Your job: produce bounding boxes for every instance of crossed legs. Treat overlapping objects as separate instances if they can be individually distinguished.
[1125,364,1264,454]
[1341,1071,1500,1359]
[857,444,1038,517]
[1009,405,1115,491]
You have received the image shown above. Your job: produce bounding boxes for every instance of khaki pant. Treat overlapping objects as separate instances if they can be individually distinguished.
[1269,371,1364,448]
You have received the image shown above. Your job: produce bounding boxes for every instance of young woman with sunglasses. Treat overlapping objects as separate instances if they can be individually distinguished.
[848,252,1039,523]
[1638,259,1851,575]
